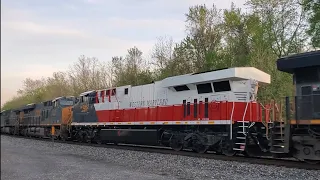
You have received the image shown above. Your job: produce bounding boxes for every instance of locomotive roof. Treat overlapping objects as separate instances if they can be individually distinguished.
[277,50,320,73]
[52,96,75,102]
[13,103,36,112]
[52,96,63,101]
[80,90,96,96]
[161,67,270,88]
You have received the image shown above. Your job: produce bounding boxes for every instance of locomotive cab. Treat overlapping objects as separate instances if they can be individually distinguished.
[53,96,76,108]
[51,96,75,125]
[72,90,99,123]
[277,50,320,123]
[277,50,320,163]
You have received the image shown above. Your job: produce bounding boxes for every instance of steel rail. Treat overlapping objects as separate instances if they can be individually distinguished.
[1,134,319,170]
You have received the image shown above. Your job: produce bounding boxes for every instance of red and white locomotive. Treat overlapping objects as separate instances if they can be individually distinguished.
[71,67,271,155]
[2,51,320,163]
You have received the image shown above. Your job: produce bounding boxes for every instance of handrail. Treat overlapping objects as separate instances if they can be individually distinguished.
[242,101,249,135]
[230,101,235,140]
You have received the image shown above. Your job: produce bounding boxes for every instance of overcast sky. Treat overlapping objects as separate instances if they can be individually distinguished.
[1,0,246,105]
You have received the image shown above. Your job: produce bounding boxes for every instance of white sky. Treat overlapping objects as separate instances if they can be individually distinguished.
[1,0,246,105]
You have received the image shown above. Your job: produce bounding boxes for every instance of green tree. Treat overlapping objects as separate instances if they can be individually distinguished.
[222,4,252,67]
[112,46,154,86]
[151,36,175,80]
[44,72,72,99]
[303,0,320,48]
[247,0,308,57]
[68,55,111,95]
[184,4,224,71]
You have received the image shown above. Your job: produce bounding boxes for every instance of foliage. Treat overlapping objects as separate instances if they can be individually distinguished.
[111,46,154,86]
[1,1,314,110]
[302,0,320,48]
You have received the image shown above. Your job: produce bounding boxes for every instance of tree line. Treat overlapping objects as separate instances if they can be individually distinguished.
[2,0,319,110]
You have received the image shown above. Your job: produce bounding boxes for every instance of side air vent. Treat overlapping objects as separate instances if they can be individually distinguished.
[174,85,190,91]
[234,92,248,101]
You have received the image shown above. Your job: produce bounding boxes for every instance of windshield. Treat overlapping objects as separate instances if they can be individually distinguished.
[59,100,74,106]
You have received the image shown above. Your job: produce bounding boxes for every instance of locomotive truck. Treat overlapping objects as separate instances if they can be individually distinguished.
[1,50,320,164]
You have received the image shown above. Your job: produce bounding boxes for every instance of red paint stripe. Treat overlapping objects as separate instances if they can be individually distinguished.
[96,102,261,123]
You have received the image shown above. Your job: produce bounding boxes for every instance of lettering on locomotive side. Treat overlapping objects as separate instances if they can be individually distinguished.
[81,104,89,112]
[129,99,168,108]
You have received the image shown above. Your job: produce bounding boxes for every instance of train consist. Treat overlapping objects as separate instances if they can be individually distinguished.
[1,51,320,164]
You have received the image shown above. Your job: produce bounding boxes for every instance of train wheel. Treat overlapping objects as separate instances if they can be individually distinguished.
[222,148,236,156]
[170,134,183,151]
[222,139,236,156]
[76,131,84,142]
[191,135,209,153]
[61,136,67,141]
[83,132,89,143]
[213,146,223,155]
[192,145,209,154]
[60,132,68,141]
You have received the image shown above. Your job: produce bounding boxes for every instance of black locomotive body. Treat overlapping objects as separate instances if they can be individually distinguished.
[276,50,320,163]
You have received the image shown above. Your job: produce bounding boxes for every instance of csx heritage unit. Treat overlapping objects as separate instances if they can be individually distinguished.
[1,51,320,164]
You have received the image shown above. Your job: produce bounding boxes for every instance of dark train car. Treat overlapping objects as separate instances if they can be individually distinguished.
[21,102,49,137]
[51,96,75,124]
[1,96,75,138]
[25,96,76,138]
[51,96,76,140]
[5,109,19,134]
[1,110,11,133]
[12,103,37,136]
[70,91,99,142]
[72,91,98,123]
[32,96,75,138]
[274,50,320,163]
[8,104,36,135]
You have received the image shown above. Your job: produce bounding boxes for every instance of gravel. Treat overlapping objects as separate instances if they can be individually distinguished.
[1,135,320,180]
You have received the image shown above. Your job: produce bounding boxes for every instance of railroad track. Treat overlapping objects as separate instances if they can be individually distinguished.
[2,134,319,170]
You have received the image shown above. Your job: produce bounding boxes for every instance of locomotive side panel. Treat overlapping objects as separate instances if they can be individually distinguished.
[1,110,11,133]
[8,111,18,127]
[73,91,99,123]
[61,106,73,125]
[1,110,10,126]
[93,79,262,125]
[84,68,270,155]
[275,50,320,163]
[39,101,53,125]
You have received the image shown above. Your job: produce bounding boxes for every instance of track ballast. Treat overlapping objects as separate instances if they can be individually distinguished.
[2,134,319,171]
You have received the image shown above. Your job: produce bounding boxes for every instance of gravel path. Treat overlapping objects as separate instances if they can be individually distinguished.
[1,135,319,180]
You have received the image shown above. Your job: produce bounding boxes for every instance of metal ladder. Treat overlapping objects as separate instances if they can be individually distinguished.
[233,121,250,151]
[233,100,250,151]
[270,120,286,153]
[232,79,257,152]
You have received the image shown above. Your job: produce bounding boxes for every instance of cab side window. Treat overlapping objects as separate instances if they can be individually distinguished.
[41,111,45,121]
[89,95,96,104]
